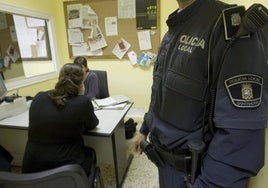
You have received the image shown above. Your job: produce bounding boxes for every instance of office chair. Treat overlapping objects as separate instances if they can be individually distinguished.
[91,70,110,99]
[0,163,104,188]
[88,147,105,188]
[0,164,90,188]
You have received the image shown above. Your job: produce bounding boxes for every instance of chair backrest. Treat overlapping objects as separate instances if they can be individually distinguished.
[0,164,91,188]
[91,70,110,99]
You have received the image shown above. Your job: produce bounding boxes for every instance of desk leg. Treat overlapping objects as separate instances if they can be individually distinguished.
[112,119,134,188]
[83,120,134,187]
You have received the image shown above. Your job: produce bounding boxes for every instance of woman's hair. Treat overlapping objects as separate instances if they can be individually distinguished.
[49,63,84,107]
[73,56,89,72]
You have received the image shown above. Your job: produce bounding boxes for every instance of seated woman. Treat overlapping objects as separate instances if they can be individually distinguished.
[74,56,99,100]
[22,63,99,176]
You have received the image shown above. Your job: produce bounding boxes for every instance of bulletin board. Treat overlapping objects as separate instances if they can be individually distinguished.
[0,13,24,80]
[63,0,160,59]
[0,12,52,80]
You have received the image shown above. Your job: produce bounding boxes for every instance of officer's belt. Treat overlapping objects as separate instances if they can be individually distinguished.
[150,136,189,171]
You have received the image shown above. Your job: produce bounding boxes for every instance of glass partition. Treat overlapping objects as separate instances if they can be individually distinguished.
[0,2,59,90]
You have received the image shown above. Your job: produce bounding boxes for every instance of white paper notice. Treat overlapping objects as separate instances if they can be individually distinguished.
[68,28,84,44]
[37,30,45,41]
[81,5,98,29]
[105,17,118,36]
[67,4,83,28]
[88,25,107,51]
[72,42,103,56]
[127,51,137,65]
[112,38,131,59]
[36,40,47,57]
[13,15,32,57]
[118,0,136,19]
[6,45,20,63]
[26,17,45,27]
[137,30,152,50]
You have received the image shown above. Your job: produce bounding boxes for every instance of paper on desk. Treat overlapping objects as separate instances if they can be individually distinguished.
[93,94,130,107]
[92,100,100,110]
[94,97,117,107]
[112,94,130,104]
[101,102,127,110]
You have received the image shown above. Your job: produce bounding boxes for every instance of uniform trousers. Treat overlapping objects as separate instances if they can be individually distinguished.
[158,154,249,188]
[158,165,186,188]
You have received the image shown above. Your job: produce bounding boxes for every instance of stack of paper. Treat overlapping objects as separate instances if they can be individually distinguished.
[102,102,128,110]
[92,94,130,110]
[93,97,117,107]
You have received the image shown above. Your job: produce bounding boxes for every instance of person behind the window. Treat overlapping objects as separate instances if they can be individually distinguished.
[22,63,99,176]
[74,56,99,100]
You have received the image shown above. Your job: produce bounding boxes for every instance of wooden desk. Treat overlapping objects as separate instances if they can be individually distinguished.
[0,103,133,188]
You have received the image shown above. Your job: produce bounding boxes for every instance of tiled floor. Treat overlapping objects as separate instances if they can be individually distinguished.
[121,151,159,188]
[120,110,159,187]
[97,131,159,188]
[98,153,159,188]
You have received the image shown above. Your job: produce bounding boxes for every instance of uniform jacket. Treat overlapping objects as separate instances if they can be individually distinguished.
[140,0,268,181]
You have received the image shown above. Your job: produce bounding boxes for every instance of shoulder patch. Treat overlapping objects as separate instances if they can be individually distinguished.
[222,5,248,40]
[225,74,263,108]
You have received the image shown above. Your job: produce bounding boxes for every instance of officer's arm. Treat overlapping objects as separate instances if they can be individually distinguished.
[195,29,268,187]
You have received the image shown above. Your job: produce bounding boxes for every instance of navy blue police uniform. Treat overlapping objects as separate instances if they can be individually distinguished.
[139,0,268,187]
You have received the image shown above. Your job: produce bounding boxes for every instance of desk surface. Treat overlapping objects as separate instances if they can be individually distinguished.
[0,103,133,136]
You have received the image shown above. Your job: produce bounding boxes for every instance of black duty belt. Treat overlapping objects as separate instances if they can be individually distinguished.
[150,135,191,171]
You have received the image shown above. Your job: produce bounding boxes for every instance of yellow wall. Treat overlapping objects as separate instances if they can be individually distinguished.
[0,0,267,187]
[0,0,180,111]
[2,0,154,111]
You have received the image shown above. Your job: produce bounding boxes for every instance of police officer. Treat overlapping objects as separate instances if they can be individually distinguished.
[133,0,268,187]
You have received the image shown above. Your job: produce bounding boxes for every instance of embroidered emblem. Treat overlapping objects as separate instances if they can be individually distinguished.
[230,13,241,26]
[241,83,253,100]
[222,6,249,40]
[225,74,263,108]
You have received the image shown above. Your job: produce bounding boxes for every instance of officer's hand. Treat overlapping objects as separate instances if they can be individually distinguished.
[132,132,147,154]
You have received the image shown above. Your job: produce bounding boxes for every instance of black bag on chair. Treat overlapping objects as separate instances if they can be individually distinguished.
[0,145,13,171]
